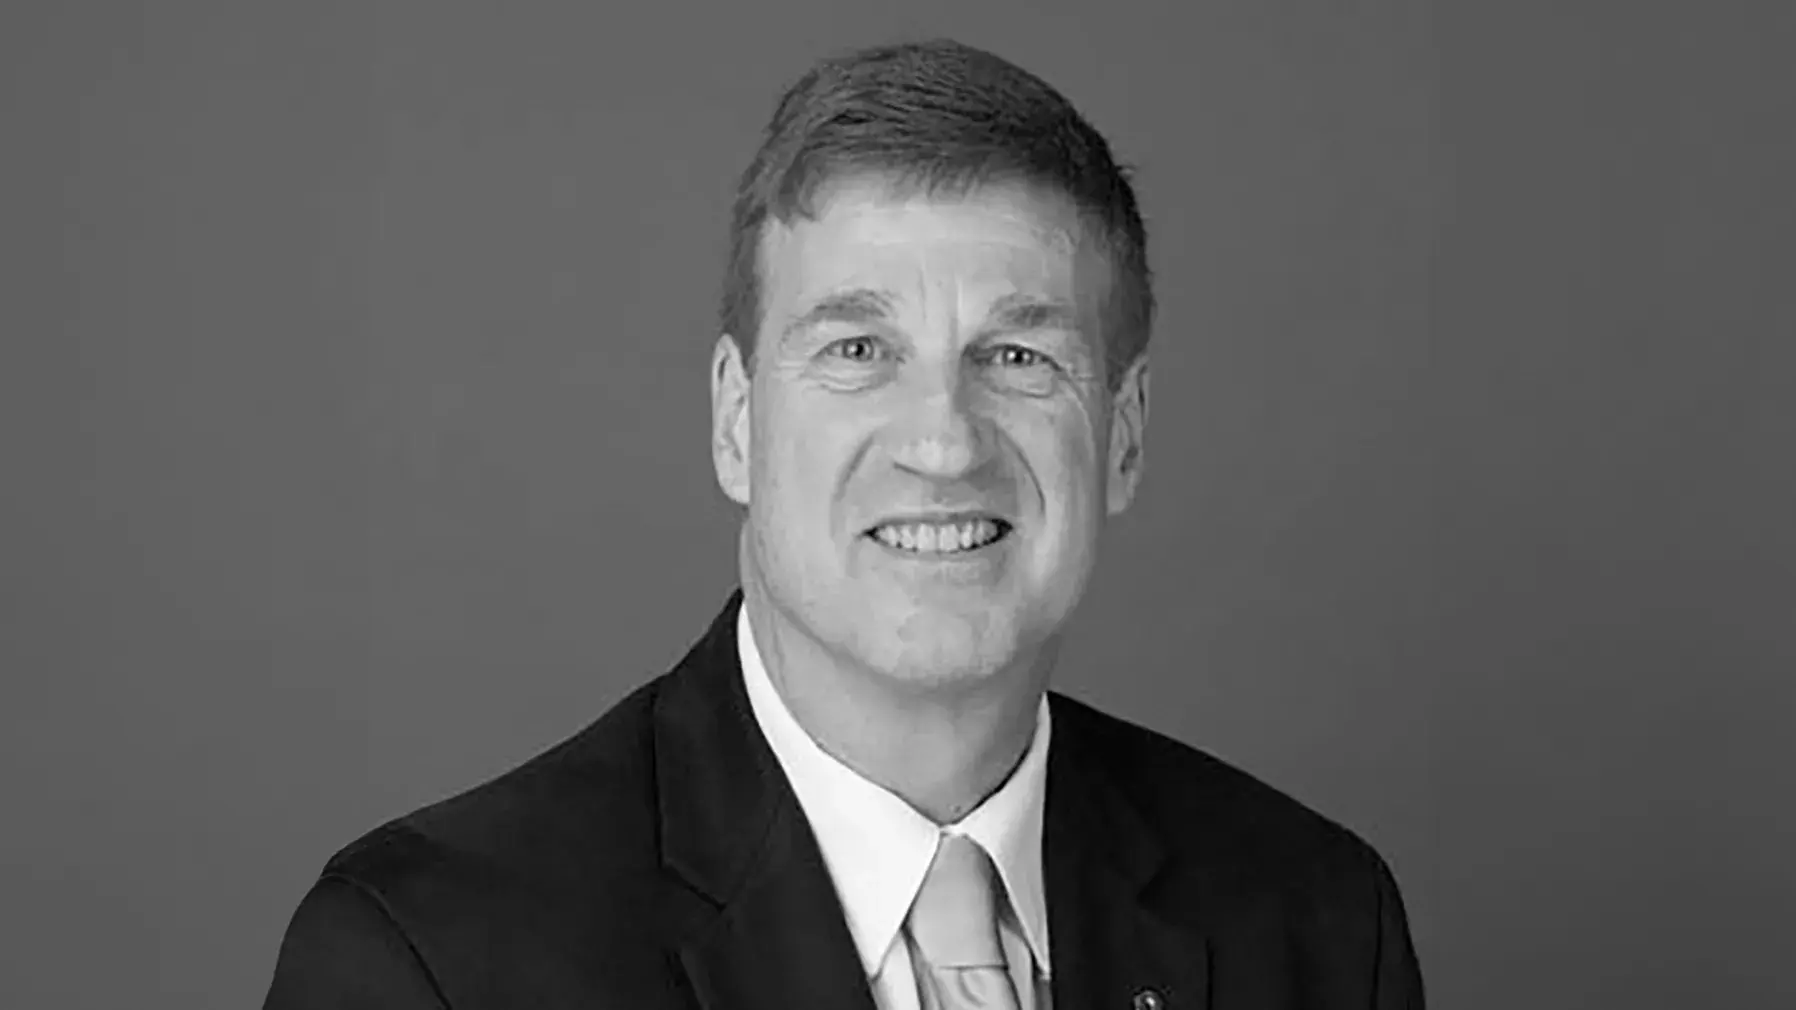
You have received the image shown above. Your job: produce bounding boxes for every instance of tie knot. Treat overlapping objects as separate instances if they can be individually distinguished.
[906,833,1007,969]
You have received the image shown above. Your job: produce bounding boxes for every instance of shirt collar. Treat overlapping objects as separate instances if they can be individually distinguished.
[737,606,1053,979]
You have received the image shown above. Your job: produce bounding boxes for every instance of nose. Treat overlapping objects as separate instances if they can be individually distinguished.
[886,364,994,480]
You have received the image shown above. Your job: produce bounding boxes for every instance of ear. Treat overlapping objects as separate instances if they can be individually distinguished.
[711,334,753,507]
[1106,354,1150,516]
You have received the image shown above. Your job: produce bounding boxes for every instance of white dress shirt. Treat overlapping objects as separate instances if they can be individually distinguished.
[738,608,1053,1010]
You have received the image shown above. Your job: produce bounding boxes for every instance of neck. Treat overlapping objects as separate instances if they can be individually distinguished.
[739,567,1052,825]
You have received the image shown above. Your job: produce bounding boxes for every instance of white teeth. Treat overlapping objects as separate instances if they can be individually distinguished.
[869,519,1006,554]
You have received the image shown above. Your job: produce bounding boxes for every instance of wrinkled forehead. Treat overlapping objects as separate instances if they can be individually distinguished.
[756,173,1110,323]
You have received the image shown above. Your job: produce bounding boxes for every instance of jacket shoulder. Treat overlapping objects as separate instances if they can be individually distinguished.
[1050,692,1394,888]
[1049,692,1424,1005]
[298,675,700,1003]
[325,674,666,893]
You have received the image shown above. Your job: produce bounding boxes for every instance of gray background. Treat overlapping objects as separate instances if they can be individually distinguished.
[3,1,1791,1007]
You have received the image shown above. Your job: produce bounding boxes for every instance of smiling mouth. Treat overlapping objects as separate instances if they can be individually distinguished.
[863,518,1014,556]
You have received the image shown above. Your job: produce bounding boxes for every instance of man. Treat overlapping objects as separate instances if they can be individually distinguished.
[264,38,1424,1009]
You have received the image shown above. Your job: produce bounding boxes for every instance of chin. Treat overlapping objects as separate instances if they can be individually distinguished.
[849,602,1028,691]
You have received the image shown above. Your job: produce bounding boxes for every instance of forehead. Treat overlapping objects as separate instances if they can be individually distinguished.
[756,175,1105,318]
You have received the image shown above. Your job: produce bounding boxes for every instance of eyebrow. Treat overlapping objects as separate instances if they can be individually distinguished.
[778,288,1084,347]
[781,288,897,343]
[981,293,1081,336]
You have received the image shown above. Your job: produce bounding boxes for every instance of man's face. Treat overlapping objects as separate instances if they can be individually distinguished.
[712,175,1148,691]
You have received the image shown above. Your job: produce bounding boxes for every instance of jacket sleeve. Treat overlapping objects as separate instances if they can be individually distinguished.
[1370,851,1426,1010]
[262,876,450,1010]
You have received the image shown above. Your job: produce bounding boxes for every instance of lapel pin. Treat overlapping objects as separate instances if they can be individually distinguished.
[1132,988,1165,1010]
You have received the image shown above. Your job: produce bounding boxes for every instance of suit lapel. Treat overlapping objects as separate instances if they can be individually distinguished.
[655,591,878,1010]
[651,594,1209,1010]
[675,798,880,1010]
[1045,694,1212,1010]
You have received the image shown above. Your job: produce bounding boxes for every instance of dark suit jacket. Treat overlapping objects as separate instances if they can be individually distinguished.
[264,590,1423,1009]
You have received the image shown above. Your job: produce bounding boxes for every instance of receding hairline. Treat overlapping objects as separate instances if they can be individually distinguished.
[718,38,1154,389]
[744,168,1121,344]
[767,165,1100,237]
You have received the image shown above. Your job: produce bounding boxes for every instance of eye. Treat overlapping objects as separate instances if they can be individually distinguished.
[824,335,883,363]
[990,344,1053,369]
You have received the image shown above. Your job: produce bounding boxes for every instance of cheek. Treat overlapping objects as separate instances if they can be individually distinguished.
[756,395,856,523]
[1033,411,1103,501]
[1003,408,1105,559]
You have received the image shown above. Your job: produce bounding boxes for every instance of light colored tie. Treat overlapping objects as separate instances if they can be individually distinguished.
[903,833,1023,1010]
